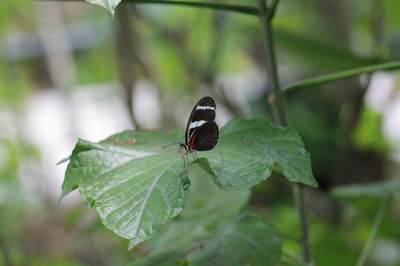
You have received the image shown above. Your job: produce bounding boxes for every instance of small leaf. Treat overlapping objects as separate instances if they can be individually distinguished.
[197,118,317,189]
[86,0,121,15]
[332,179,400,199]
[187,214,282,266]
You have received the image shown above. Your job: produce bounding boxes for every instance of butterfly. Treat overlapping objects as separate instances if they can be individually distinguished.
[179,96,219,154]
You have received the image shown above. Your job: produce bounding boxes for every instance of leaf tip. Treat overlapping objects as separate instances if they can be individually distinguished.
[58,189,68,202]
[56,156,70,166]
[127,238,139,250]
[304,177,319,188]
[85,0,121,17]
[58,184,79,202]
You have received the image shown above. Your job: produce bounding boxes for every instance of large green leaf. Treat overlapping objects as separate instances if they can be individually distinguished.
[332,179,400,199]
[61,118,315,249]
[187,214,282,266]
[196,118,317,189]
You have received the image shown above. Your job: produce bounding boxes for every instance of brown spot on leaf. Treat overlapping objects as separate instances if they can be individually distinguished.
[113,138,136,145]
[127,138,136,145]
[113,138,122,145]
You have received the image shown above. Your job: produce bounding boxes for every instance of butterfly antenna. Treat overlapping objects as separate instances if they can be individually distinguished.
[162,142,179,149]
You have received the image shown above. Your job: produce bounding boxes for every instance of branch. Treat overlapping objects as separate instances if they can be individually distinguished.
[257,0,287,126]
[41,0,259,15]
[283,60,400,92]
[257,0,313,264]
[268,0,281,20]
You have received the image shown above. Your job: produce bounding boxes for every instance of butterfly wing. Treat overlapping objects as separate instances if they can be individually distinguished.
[185,96,216,145]
[189,121,219,151]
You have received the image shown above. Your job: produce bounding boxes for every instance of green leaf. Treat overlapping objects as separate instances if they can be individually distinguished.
[86,0,121,15]
[197,118,317,189]
[187,214,282,266]
[331,179,400,199]
[60,118,315,249]
[61,130,191,250]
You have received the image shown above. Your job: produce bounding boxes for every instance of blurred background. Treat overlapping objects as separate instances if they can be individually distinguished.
[1,0,400,265]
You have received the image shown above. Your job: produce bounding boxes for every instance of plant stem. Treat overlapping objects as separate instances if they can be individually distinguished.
[47,0,259,15]
[124,0,258,15]
[268,0,281,20]
[256,0,312,264]
[356,196,391,266]
[283,60,400,92]
[293,183,312,264]
[257,0,287,126]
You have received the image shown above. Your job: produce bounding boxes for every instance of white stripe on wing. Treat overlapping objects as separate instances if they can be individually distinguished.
[189,120,207,129]
[196,105,216,110]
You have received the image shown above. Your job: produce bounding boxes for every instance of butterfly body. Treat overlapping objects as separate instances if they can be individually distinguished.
[180,96,219,153]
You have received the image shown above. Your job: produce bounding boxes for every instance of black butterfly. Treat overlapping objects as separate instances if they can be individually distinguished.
[179,96,219,154]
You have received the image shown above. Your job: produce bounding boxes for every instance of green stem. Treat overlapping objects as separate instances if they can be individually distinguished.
[268,0,281,20]
[283,60,400,92]
[256,0,312,264]
[293,184,312,264]
[257,0,287,126]
[356,196,391,266]
[46,0,259,15]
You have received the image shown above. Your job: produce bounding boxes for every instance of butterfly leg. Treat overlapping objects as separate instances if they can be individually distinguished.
[189,152,196,161]
[182,153,187,167]
[182,151,190,167]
